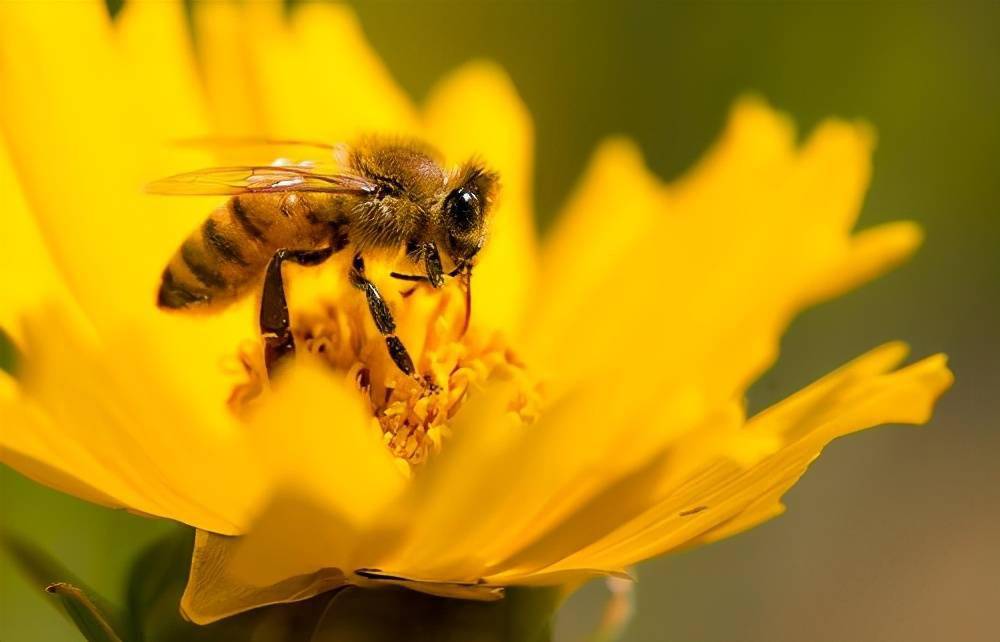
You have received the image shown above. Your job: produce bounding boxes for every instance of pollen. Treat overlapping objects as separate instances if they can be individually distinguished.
[228,278,541,469]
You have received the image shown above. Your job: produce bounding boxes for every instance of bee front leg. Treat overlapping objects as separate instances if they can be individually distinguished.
[422,243,445,288]
[403,241,445,288]
[349,253,416,376]
[261,247,334,377]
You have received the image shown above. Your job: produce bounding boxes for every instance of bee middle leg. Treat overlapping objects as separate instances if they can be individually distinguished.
[349,253,416,376]
[260,247,335,376]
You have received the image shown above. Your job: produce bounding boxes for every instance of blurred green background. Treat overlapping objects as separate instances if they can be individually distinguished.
[2,2,997,641]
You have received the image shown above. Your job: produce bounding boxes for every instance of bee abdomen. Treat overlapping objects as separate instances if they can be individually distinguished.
[157,266,209,309]
[202,217,249,267]
[229,195,269,242]
[158,198,273,310]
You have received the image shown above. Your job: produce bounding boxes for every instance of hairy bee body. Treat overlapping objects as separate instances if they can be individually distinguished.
[153,138,498,375]
[158,192,344,309]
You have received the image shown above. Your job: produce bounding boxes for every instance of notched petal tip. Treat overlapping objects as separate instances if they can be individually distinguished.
[890,353,954,425]
[423,57,533,172]
[808,220,925,304]
[725,94,798,156]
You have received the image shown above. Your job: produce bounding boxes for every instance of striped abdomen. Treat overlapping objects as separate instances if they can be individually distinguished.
[158,193,340,310]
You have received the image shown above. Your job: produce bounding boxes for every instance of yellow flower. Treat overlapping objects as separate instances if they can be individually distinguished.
[0,0,953,627]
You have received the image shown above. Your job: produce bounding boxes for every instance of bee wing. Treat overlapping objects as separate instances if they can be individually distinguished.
[174,136,338,156]
[146,165,376,196]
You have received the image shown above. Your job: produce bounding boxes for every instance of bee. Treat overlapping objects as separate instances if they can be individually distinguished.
[149,138,499,377]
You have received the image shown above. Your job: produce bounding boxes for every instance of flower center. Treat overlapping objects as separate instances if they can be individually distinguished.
[227,268,539,469]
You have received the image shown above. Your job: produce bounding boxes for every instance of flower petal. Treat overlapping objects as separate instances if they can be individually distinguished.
[804,220,923,304]
[422,62,539,337]
[362,376,710,583]
[528,137,660,390]
[0,0,211,324]
[478,402,753,583]
[0,0,126,320]
[0,138,69,343]
[181,529,348,625]
[0,371,119,508]
[0,0,260,473]
[191,1,266,137]
[181,361,405,622]
[0,306,258,535]
[521,344,952,574]
[530,98,918,413]
[243,360,406,529]
[194,1,418,142]
[264,2,418,139]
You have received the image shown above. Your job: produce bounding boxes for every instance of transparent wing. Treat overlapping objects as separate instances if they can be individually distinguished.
[174,136,337,156]
[147,165,376,196]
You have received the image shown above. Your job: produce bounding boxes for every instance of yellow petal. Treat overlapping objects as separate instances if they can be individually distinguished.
[0,137,70,343]
[530,97,913,416]
[0,1,208,323]
[352,571,504,602]
[0,306,258,534]
[194,1,417,143]
[0,0,122,321]
[0,0,259,437]
[479,403,750,583]
[371,389,538,581]
[366,375,703,583]
[0,371,120,508]
[529,137,660,386]
[487,346,910,579]
[182,362,406,622]
[261,3,418,140]
[422,61,539,337]
[191,1,266,137]
[181,529,348,625]
[532,344,952,573]
[243,359,406,528]
[115,0,211,154]
[804,220,923,304]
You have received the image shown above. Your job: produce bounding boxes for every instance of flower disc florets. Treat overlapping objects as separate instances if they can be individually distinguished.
[229,268,540,468]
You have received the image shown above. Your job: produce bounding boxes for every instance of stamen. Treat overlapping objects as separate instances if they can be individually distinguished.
[227,280,540,468]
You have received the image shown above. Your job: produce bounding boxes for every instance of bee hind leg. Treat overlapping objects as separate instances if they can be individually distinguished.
[349,253,416,376]
[260,247,334,377]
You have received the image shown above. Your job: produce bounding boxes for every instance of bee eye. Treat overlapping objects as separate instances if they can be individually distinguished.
[444,187,480,233]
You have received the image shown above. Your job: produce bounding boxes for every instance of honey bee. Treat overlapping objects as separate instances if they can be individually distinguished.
[149,138,499,377]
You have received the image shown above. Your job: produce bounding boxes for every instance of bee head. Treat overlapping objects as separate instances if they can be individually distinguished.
[440,163,499,267]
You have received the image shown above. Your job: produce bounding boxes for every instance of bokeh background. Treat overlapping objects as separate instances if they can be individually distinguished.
[2,2,997,641]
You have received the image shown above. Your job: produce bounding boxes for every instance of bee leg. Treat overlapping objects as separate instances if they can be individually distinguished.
[422,243,445,288]
[261,247,334,376]
[349,253,416,376]
[399,241,444,288]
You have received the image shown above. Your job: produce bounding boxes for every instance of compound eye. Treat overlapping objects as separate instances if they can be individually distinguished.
[445,187,480,233]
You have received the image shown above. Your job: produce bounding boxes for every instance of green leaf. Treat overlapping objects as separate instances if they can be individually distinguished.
[310,586,559,642]
[0,531,128,639]
[124,526,193,641]
[46,583,125,642]
[1,529,129,641]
